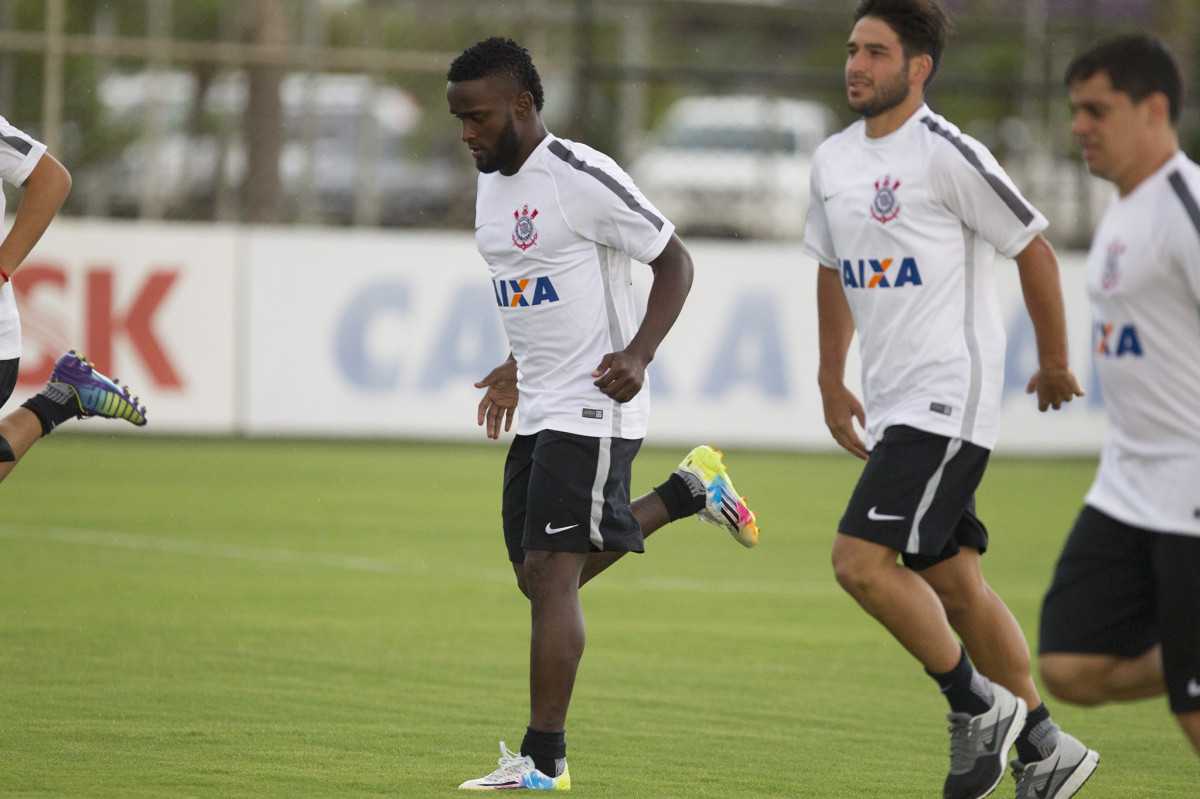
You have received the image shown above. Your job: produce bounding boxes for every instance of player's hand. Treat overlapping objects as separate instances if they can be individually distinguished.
[1025,367,1085,412]
[474,358,519,439]
[592,349,648,404]
[821,383,868,460]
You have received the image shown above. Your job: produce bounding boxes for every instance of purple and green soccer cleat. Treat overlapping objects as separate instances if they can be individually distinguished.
[49,350,147,426]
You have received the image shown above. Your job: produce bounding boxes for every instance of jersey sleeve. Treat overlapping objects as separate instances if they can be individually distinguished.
[0,116,47,187]
[551,141,674,264]
[801,150,838,269]
[1166,169,1200,306]
[926,128,1047,259]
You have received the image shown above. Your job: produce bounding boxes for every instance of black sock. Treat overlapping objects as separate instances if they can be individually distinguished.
[1015,703,1058,763]
[21,383,78,436]
[653,471,705,521]
[520,727,566,778]
[927,647,992,716]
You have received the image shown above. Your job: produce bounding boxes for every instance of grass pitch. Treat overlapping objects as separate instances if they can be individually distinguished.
[1,436,1196,797]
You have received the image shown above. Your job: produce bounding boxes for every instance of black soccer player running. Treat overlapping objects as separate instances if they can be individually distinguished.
[447,37,759,791]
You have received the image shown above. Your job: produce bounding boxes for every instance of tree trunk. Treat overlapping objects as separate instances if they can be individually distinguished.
[242,0,288,223]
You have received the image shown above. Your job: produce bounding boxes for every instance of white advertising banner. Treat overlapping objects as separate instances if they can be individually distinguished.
[241,228,1106,455]
[4,218,1104,453]
[11,218,239,433]
[243,229,508,438]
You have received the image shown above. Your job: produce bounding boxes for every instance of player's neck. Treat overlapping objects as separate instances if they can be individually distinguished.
[1116,138,1179,197]
[501,125,550,176]
[863,94,925,139]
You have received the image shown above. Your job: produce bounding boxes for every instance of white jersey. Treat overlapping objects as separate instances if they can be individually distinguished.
[802,106,1047,450]
[1083,151,1200,537]
[0,116,47,359]
[474,134,674,438]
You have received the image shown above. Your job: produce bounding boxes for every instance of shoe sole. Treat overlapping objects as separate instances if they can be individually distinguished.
[1051,749,1099,799]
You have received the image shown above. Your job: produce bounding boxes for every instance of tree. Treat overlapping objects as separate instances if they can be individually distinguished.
[241,0,287,223]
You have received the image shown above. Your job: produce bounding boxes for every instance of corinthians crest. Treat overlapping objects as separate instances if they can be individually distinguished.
[870,176,901,224]
[512,205,539,251]
[1101,239,1125,290]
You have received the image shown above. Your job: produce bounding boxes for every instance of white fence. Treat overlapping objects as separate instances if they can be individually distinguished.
[10,219,1107,455]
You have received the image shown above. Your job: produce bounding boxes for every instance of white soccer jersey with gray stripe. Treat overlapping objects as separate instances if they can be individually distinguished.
[802,105,1047,450]
[1084,151,1200,537]
[474,134,674,438]
[0,116,48,359]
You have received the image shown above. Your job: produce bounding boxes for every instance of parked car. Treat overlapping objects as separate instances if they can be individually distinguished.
[78,70,462,226]
[628,95,839,240]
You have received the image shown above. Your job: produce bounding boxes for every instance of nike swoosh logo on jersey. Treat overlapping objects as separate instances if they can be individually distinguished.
[1188,678,1200,697]
[545,523,579,535]
[867,506,905,521]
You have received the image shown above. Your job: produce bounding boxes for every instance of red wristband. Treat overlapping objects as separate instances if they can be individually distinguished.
[0,266,8,283]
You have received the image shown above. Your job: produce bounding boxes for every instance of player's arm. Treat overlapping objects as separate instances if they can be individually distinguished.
[816,265,867,460]
[592,233,693,403]
[475,353,518,440]
[1015,233,1085,411]
[0,152,71,283]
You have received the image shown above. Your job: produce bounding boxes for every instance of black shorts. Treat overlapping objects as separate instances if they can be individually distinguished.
[0,357,17,410]
[1040,505,1200,714]
[501,430,644,564]
[840,425,990,571]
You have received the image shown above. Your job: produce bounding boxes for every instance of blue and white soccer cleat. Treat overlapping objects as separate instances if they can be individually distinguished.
[678,445,759,548]
[49,349,147,426]
[459,742,570,791]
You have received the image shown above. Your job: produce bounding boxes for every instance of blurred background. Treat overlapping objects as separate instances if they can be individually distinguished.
[1,0,1196,452]
[0,0,1195,248]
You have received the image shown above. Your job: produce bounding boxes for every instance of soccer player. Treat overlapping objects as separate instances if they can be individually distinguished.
[0,119,146,485]
[802,2,1096,797]
[1037,33,1200,760]
[446,37,759,791]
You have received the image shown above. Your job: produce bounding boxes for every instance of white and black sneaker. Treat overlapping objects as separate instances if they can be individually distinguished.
[458,742,570,791]
[943,680,1027,799]
[1011,731,1098,799]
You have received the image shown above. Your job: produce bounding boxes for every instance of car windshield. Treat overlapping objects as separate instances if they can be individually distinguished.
[663,125,798,154]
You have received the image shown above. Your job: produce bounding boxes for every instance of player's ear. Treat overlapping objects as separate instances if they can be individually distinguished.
[1144,91,1171,126]
[911,54,934,90]
[514,90,535,119]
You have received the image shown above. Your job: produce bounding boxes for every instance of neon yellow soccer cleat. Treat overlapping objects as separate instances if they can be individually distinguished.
[679,445,759,548]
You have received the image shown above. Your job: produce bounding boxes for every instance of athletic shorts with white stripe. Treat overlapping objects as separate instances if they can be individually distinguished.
[839,425,991,571]
[0,357,17,409]
[501,430,644,564]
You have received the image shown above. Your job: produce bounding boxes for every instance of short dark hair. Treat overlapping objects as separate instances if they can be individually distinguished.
[447,37,545,112]
[853,0,954,87]
[1065,34,1183,125]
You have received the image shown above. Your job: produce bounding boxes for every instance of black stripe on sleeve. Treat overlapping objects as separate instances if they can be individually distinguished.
[920,116,1036,227]
[0,132,33,156]
[547,139,665,232]
[1168,170,1200,242]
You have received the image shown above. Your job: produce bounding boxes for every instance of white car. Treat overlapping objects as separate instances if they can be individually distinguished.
[629,95,839,240]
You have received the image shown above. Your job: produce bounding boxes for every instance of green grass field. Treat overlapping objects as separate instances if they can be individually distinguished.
[2,436,1196,797]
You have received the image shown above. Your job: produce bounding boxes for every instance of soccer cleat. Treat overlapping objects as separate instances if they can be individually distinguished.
[459,742,571,791]
[1011,731,1098,799]
[678,445,759,547]
[944,680,1027,799]
[49,350,147,426]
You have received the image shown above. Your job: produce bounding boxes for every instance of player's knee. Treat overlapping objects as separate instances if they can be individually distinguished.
[0,434,14,463]
[1038,655,1104,706]
[830,537,883,597]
